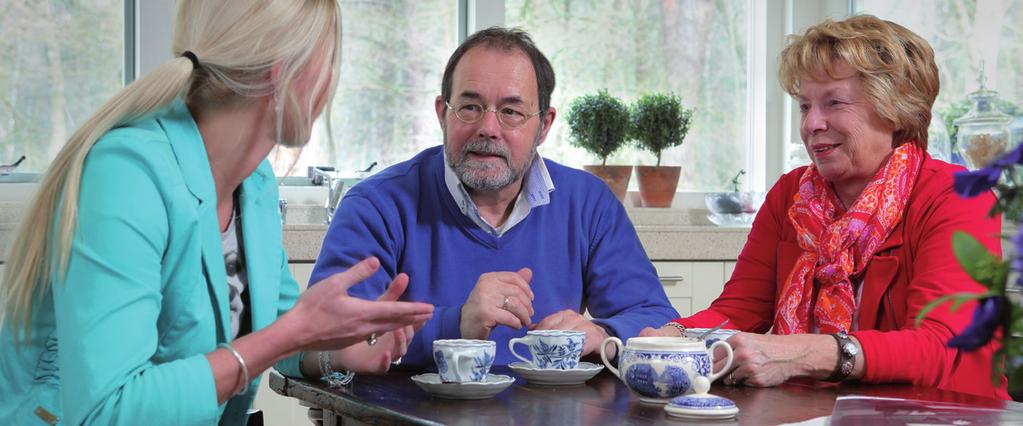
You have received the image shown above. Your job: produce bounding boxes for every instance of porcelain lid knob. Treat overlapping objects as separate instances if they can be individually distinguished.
[693,375,711,394]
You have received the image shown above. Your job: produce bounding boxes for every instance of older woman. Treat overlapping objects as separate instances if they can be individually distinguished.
[643,15,1007,400]
[0,1,433,424]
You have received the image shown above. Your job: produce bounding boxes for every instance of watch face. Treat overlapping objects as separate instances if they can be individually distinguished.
[843,342,858,356]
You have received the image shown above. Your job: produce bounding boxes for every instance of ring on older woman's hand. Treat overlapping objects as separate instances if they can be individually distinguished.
[392,357,402,365]
[728,372,737,385]
[367,333,378,346]
[500,296,510,310]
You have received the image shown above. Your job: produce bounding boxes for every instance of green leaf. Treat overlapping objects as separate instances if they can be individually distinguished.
[994,346,1008,386]
[951,231,1004,288]
[914,292,991,328]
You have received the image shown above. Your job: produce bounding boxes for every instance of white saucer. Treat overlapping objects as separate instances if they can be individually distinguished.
[411,373,515,399]
[508,361,604,385]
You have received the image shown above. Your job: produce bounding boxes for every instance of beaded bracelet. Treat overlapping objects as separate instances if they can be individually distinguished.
[218,343,250,396]
[662,322,688,337]
[318,351,355,388]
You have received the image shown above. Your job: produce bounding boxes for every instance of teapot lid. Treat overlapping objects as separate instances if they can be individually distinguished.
[624,336,704,350]
[664,376,739,419]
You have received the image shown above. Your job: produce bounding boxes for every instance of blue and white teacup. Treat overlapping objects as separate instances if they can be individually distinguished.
[508,330,585,370]
[682,328,740,348]
[433,339,496,383]
[600,336,733,403]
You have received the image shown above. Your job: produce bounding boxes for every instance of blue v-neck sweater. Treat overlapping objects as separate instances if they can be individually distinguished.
[310,146,677,368]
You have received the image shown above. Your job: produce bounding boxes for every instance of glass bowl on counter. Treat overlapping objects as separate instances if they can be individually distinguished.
[704,192,765,227]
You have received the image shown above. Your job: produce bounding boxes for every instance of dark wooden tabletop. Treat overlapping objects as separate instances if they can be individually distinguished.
[269,366,1019,425]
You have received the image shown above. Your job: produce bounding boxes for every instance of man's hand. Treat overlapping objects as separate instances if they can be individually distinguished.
[534,309,610,356]
[460,268,535,339]
[640,325,684,338]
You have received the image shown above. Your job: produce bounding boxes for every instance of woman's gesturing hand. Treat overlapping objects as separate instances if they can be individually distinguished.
[284,256,434,352]
[332,273,426,373]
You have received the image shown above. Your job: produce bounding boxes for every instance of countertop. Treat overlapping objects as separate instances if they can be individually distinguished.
[0,202,752,263]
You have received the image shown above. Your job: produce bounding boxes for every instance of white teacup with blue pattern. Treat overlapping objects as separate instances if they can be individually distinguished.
[433,339,496,383]
[508,330,585,370]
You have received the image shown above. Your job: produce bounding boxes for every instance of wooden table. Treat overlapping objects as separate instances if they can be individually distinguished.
[269,366,1020,425]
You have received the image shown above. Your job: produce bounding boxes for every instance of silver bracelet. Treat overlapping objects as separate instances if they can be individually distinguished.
[218,343,250,396]
[318,351,355,388]
[662,322,688,337]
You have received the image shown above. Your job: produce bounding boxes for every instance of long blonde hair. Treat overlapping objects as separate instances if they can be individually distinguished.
[1,0,342,341]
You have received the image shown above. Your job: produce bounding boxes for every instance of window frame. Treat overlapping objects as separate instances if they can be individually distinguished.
[2,0,856,204]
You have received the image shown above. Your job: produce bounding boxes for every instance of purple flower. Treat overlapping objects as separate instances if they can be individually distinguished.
[948,296,1002,351]
[953,167,1001,198]
[992,143,1023,168]
[953,144,1023,198]
[1013,229,1023,283]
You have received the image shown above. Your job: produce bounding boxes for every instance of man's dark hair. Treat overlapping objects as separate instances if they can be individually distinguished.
[441,27,556,115]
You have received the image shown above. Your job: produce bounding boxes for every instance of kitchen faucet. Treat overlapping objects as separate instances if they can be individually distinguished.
[308,166,345,224]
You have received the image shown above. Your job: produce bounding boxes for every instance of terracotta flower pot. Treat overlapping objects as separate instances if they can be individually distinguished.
[636,165,681,208]
[583,165,633,202]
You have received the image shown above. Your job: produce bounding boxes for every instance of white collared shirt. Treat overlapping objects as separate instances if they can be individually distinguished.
[443,150,555,237]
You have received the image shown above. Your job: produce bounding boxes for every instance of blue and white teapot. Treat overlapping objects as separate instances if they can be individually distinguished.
[600,336,733,403]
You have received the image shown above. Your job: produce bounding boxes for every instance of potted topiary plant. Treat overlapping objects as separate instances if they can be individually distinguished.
[630,93,693,207]
[566,89,633,201]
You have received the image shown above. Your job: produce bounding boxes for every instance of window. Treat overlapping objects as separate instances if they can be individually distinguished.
[855,0,1023,162]
[0,0,126,172]
[279,0,459,177]
[505,0,752,191]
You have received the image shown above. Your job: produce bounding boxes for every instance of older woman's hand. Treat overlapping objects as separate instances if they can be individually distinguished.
[717,333,841,387]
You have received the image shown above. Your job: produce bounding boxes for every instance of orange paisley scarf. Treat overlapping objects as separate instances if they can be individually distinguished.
[774,143,923,335]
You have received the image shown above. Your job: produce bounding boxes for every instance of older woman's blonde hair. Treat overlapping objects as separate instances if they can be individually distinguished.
[779,15,939,149]
[2,0,341,341]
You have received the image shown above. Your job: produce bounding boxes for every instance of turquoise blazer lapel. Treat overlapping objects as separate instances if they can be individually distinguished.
[239,161,283,332]
[162,101,231,343]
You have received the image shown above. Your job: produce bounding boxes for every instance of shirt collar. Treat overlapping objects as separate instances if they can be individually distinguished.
[443,148,555,236]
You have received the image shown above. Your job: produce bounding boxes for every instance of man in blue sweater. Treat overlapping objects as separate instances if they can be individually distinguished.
[310,27,677,369]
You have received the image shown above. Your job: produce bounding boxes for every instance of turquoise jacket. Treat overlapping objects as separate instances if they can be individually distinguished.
[0,101,304,425]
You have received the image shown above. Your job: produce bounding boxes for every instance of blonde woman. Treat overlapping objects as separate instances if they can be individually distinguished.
[0,1,433,424]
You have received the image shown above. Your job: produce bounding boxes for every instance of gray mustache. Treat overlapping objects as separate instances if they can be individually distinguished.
[462,140,510,162]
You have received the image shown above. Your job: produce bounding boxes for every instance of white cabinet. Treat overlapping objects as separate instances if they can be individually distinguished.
[653,261,727,317]
[289,263,315,291]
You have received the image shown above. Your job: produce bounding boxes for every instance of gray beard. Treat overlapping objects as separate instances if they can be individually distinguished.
[444,130,540,192]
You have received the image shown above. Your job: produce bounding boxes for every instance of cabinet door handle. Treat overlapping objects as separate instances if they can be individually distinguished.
[660,276,685,285]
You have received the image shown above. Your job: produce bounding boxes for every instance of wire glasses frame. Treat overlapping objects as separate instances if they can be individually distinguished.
[445,101,542,129]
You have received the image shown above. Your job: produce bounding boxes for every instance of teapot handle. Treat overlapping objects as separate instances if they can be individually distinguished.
[600,337,624,379]
[707,340,734,383]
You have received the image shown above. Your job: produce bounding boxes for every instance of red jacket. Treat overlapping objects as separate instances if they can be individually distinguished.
[677,157,1009,400]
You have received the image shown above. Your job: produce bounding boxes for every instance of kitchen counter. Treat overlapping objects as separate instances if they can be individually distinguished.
[0,202,752,263]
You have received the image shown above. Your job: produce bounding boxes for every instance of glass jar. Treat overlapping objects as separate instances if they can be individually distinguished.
[955,84,1013,169]
[927,110,952,163]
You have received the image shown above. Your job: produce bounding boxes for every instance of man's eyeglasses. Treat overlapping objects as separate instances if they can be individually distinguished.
[445,101,541,129]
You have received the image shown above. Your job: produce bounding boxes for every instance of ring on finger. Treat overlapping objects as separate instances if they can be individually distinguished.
[367,333,378,346]
[500,295,510,310]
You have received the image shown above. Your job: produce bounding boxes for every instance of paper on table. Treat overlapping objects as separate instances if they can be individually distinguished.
[829,395,1023,426]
